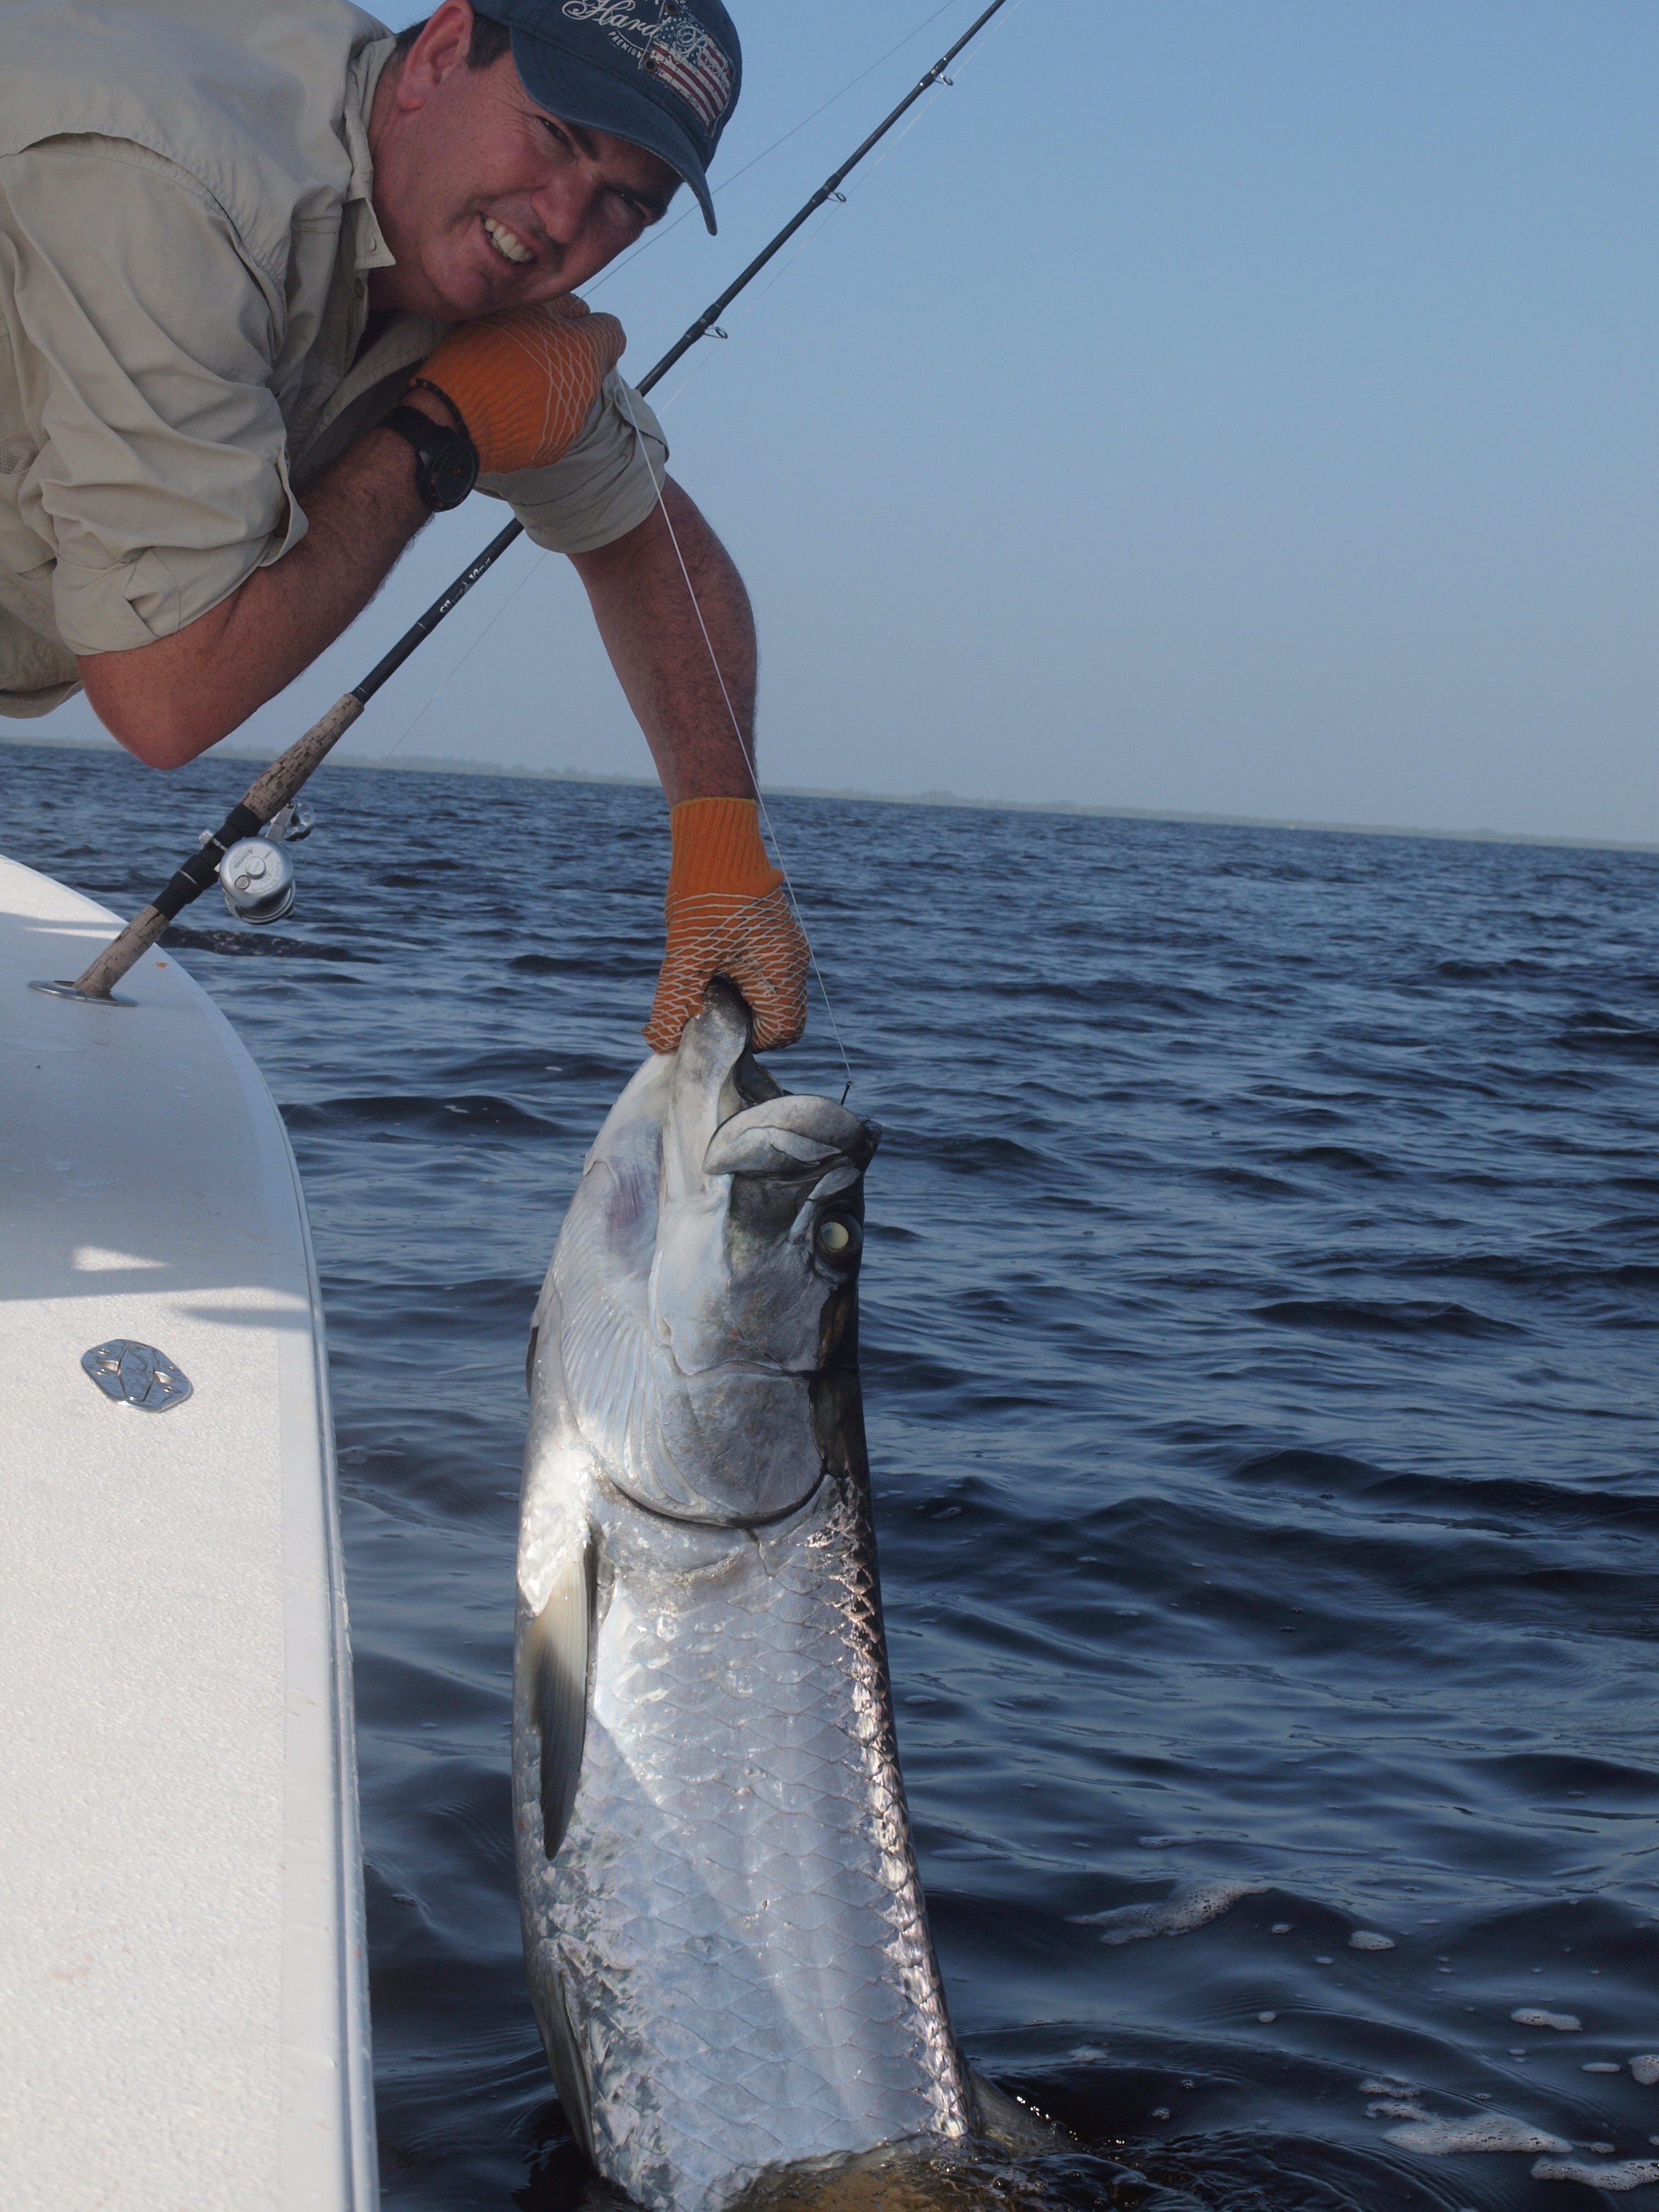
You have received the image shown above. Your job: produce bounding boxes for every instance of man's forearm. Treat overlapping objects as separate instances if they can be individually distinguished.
[81,437,757,800]
[78,415,436,769]
[570,478,757,806]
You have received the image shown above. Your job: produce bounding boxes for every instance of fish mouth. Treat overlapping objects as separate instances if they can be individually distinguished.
[677,978,874,1168]
[704,975,785,1115]
[660,979,782,1202]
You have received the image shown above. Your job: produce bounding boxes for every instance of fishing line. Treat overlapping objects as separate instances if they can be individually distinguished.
[644,87,945,417]
[702,0,967,198]
[586,0,968,298]
[615,1,1024,1079]
[641,204,852,417]
[643,202,842,417]
[646,0,1025,416]
[816,0,1025,204]
[617,383,856,1099]
[644,210,841,420]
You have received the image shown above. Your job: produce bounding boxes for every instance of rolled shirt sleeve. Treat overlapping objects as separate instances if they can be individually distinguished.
[480,370,668,556]
[0,136,303,658]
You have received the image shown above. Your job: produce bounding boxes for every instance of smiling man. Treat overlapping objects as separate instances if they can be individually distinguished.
[0,0,806,1050]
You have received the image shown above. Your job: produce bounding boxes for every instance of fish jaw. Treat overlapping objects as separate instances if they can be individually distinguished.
[649,985,878,1392]
[551,985,878,1527]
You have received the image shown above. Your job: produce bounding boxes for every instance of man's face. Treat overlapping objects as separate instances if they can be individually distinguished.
[369,1,680,320]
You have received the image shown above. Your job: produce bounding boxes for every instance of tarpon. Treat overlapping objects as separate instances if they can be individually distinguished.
[512,981,977,2211]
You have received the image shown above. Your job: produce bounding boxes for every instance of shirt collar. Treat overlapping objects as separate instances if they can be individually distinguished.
[343,33,397,274]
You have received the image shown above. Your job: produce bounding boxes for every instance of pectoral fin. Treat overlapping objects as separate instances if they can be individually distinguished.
[526,1537,594,1860]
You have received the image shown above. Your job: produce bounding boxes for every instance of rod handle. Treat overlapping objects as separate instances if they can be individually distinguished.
[71,902,172,1000]
[241,690,364,821]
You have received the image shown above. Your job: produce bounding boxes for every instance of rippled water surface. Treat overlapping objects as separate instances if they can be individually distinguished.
[12,740,1659,2211]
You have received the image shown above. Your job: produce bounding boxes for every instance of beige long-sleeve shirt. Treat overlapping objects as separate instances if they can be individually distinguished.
[0,0,667,719]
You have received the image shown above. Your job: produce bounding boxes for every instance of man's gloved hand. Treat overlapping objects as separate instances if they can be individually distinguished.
[645,797,810,1054]
[414,296,626,476]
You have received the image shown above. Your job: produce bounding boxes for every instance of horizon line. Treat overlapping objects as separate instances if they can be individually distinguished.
[7,730,1656,859]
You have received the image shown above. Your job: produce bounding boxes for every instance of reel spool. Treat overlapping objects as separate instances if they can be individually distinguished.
[215,803,312,926]
[217,837,296,924]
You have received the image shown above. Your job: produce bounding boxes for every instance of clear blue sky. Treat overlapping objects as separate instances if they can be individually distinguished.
[47,2,1659,838]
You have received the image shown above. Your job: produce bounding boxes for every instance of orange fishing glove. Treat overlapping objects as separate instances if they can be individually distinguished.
[414,297,627,476]
[644,798,810,1055]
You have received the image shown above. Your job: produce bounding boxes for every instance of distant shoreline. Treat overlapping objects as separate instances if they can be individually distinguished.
[8,730,1657,859]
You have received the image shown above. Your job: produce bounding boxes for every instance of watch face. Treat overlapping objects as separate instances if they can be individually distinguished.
[429,439,478,511]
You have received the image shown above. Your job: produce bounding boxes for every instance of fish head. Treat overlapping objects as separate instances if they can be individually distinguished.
[551,979,880,1527]
[652,979,879,1387]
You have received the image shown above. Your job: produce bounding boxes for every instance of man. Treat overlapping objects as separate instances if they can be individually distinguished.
[0,0,806,1049]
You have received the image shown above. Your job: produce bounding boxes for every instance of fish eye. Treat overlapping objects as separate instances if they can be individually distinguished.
[815,1213,861,1263]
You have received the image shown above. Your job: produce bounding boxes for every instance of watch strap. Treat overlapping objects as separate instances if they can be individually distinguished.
[405,379,471,442]
[380,403,477,512]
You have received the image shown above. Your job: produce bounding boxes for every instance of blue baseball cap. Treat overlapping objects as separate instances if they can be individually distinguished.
[486,1,741,233]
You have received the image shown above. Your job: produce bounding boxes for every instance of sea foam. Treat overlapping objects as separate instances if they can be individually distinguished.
[1532,2158,1659,2190]
[1384,2115,1570,2155]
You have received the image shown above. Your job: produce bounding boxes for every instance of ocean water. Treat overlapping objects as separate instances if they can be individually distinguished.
[10,738,1659,2212]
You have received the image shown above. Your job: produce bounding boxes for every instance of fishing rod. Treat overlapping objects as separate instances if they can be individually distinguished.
[54,0,1009,1003]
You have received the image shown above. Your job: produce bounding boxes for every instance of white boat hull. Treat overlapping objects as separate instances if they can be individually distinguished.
[0,855,377,2211]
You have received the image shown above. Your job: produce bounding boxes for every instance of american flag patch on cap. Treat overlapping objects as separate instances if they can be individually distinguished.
[645,16,734,132]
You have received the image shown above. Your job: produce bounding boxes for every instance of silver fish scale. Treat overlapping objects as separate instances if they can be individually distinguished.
[522,1476,970,2212]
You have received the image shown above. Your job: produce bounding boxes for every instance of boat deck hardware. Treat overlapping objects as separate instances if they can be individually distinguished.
[81,1339,193,1411]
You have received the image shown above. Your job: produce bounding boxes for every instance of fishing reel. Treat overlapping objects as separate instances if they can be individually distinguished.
[212,801,313,926]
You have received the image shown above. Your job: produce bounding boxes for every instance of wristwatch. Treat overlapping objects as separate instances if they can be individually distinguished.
[379,403,478,512]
